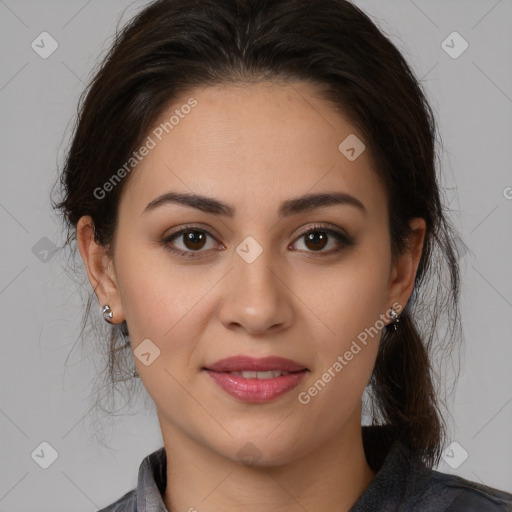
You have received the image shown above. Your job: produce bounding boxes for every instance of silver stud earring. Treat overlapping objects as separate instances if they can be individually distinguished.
[388,307,400,331]
[102,304,114,323]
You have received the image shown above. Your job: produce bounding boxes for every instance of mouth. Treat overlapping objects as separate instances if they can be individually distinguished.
[202,355,309,402]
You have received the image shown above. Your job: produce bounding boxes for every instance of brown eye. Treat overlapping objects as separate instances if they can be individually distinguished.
[291,226,355,256]
[162,224,354,259]
[181,230,207,250]
[162,227,220,258]
[303,231,329,251]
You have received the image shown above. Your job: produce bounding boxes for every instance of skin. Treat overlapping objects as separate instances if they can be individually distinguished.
[77,81,426,512]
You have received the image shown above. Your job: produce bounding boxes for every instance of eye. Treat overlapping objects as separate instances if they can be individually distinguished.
[161,223,355,259]
[162,226,222,258]
[290,224,355,256]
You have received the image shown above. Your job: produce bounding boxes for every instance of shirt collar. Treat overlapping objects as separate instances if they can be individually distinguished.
[137,445,168,511]
[351,426,433,510]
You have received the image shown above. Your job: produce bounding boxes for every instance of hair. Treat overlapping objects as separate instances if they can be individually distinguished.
[52,0,466,466]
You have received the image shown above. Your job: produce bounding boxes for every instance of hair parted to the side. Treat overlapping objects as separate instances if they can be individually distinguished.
[52,0,466,465]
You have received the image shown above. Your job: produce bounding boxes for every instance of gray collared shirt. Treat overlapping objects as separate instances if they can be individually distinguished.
[97,426,512,511]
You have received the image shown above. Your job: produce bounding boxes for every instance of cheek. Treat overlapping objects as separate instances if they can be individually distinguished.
[302,249,390,353]
[114,240,222,393]
[295,239,390,405]
[294,270,387,441]
[115,241,201,343]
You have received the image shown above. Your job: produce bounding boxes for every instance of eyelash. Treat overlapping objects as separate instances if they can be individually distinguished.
[161,223,355,259]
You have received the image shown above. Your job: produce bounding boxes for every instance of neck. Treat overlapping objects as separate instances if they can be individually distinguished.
[160,411,375,512]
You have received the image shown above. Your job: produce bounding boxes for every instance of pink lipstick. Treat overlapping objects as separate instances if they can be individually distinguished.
[203,355,308,403]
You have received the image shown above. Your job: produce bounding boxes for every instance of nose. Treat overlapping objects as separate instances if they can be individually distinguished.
[218,239,294,336]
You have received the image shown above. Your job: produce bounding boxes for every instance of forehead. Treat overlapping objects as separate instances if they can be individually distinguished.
[119,81,387,221]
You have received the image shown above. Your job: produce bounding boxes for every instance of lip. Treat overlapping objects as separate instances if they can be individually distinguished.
[204,369,308,402]
[204,355,308,372]
[203,356,309,403]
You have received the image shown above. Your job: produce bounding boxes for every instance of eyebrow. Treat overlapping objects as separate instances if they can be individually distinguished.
[142,191,366,218]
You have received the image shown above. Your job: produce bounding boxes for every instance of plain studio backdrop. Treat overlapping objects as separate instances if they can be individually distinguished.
[0,0,511,510]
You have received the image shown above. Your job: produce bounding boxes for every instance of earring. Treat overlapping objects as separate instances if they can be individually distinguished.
[388,307,400,331]
[102,304,114,323]
[101,307,138,379]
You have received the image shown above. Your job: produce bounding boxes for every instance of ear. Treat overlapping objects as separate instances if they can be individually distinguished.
[385,217,427,314]
[76,215,125,324]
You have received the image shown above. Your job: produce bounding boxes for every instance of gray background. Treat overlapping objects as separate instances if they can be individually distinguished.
[0,0,511,510]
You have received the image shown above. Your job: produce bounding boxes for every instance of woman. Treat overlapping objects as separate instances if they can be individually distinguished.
[53,0,512,510]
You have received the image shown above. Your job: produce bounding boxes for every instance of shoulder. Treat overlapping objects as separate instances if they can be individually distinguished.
[426,469,512,511]
[95,446,168,512]
[357,427,512,511]
[97,488,137,512]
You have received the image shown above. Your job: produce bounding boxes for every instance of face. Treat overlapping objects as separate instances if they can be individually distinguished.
[79,81,424,466]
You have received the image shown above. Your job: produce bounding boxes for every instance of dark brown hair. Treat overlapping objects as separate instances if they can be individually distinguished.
[52,0,465,465]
